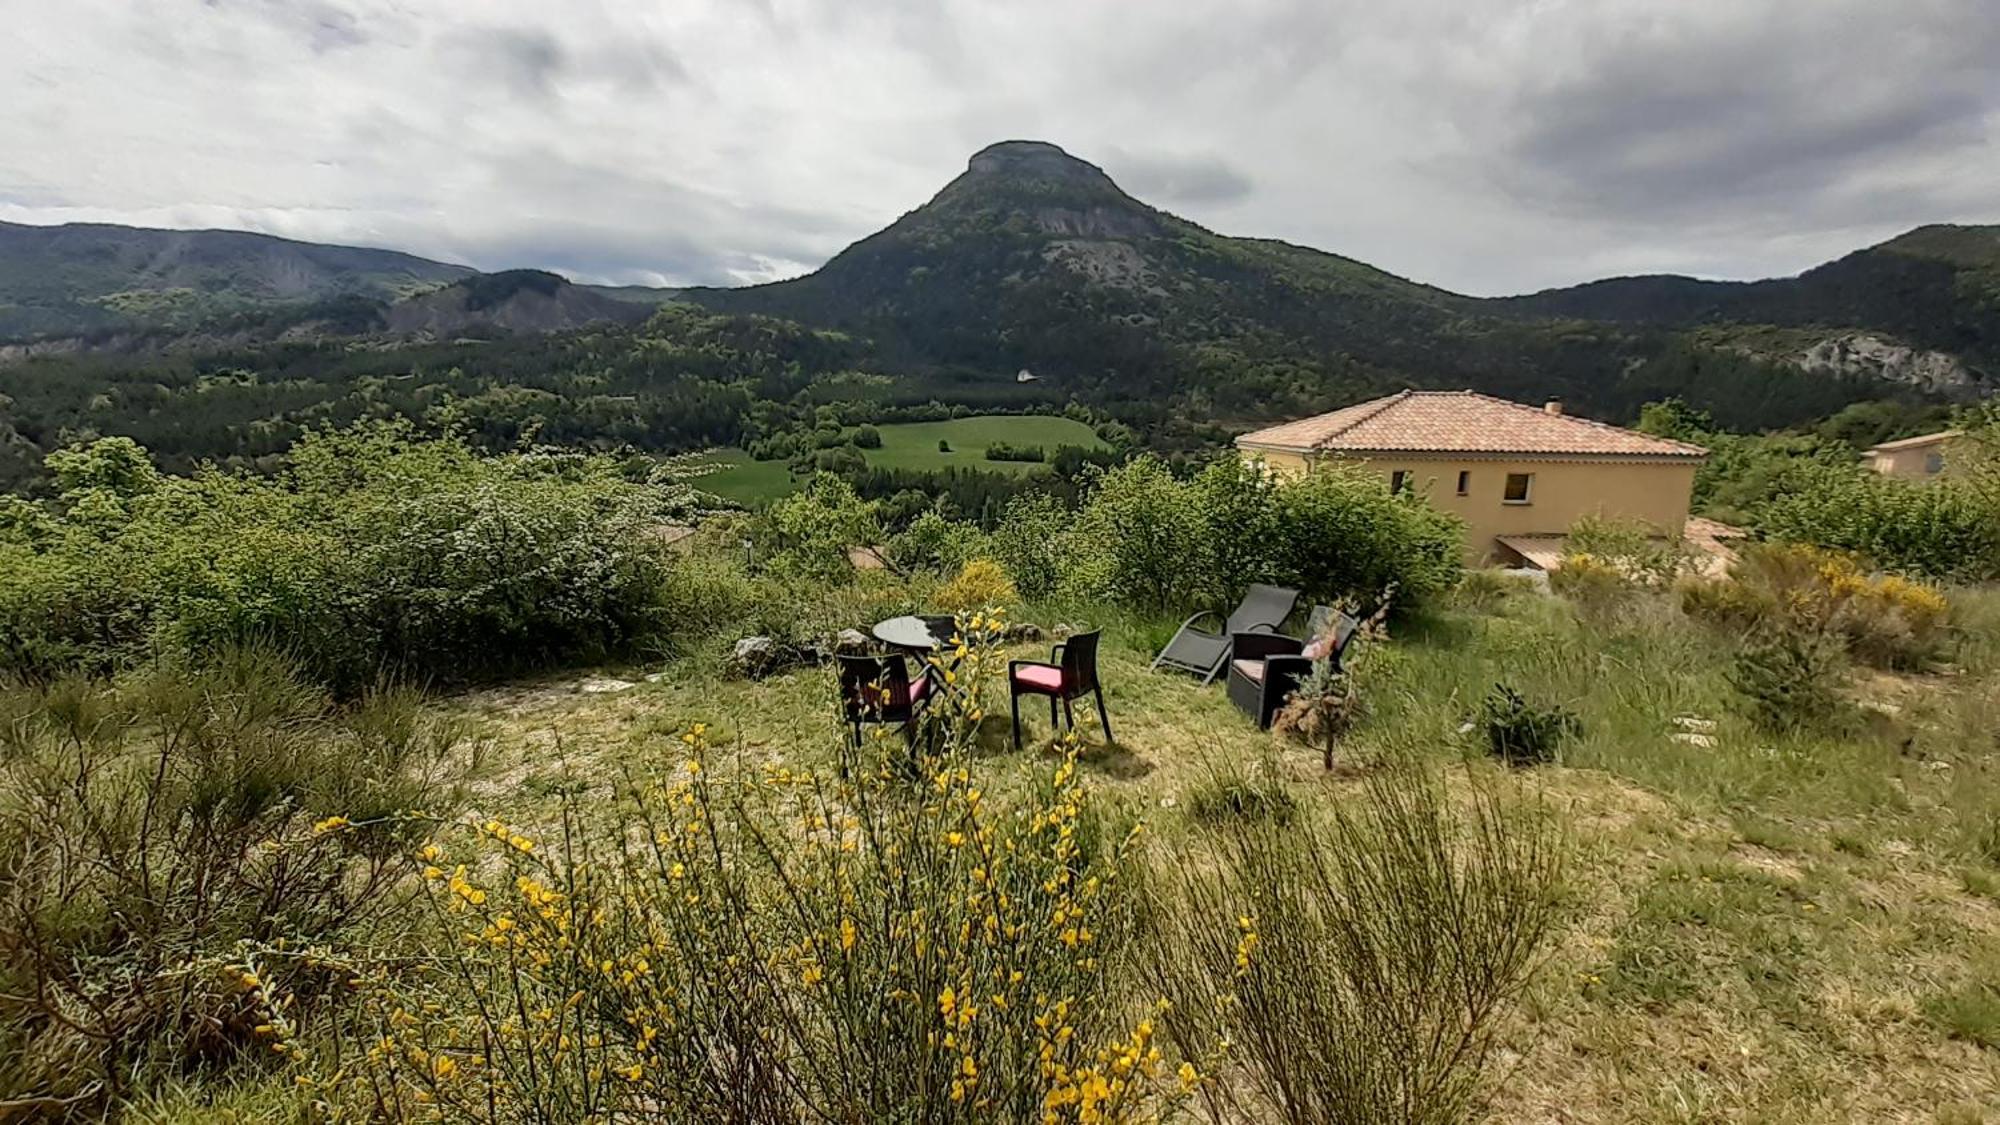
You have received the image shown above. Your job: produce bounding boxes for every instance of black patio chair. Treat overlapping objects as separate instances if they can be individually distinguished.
[836,653,938,749]
[1009,629,1111,751]
[1226,606,1360,730]
[1151,583,1300,684]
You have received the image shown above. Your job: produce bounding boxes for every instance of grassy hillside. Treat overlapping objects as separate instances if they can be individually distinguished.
[697,447,800,505]
[7,146,1987,454]
[433,588,2000,1121]
[1497,224,2000,377]
[3,425,1996,1119]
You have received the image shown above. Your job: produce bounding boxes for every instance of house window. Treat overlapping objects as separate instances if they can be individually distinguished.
[1503,472,1534,504]
[1925,451,1945,475]
[1389,470,1411,494]
[1456,470,1470,496]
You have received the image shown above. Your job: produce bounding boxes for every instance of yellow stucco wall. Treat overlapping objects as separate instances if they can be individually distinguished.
[1868,441,1952,481]
[1242,448,1697,564]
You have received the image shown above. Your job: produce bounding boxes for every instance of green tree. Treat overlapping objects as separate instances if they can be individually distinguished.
[760,473,878,584]
[1634,397,1714,442]
[45,436,160,500]
[1065,457,1210,611]
[1191,456,1281,601]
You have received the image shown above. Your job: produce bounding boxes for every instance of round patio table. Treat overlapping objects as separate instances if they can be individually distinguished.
[872,614,954,652]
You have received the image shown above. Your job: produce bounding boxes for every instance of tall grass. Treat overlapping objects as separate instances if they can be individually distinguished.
[1145,767,1567,1124]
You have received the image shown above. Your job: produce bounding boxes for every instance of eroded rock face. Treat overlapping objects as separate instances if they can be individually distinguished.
[1796,333,1974,393]
[1042,240,1163,291]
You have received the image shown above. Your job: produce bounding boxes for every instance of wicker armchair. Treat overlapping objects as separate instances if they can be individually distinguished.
[1225,607,1357,729]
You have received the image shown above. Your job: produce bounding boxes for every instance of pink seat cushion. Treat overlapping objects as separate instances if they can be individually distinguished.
[1011,663,1065,692]
[1231,658,1265,684]
[1301,635,1333,661]
[908,676,933,703]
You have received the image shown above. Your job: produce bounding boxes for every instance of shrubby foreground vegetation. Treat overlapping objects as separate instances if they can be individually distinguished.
[1,421,1998,1120]
[0,427,698,692]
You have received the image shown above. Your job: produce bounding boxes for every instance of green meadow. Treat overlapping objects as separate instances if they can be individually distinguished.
[700,413,1105,504]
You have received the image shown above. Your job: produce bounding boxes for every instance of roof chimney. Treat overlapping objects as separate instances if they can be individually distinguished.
[1543,398,1564,416]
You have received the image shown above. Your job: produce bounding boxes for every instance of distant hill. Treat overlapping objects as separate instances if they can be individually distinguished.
[581,283,684,306]
[1492,224,2000,389]
[382,270,650,339]
[684,141,1991,426]
[686,141,1484,403]
[0,220,473,339]
[5,147,1993,431]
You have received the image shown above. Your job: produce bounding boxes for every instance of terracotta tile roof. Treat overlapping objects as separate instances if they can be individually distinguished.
[1234,390,1707,459]
[1865,429,1961,453]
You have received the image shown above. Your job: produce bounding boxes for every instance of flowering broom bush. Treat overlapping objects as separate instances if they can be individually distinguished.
[344,613,1190,1123]
[1680,542,1952,669]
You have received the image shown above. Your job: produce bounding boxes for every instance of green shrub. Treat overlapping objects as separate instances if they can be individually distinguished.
[758,472,877,585]
[1062,456,1211,611]
[654,548,761,655]
[0,427,693,690]
[882,509,987,576]
[1756,463,2000,581]
[1266,463,1462,609]
[1186,765,1299,827]
[1190,457,1283,599]
[852,424,883,449]
[982,441,1045,463]
[1564,514,1696,587]
[989,492,1072,601]
[0,652,469,1112]
[1728,625,1850,732]
[1479,684,1579,765]
[1450,568,1539,612]
[994,455,1463,616]
[804,444,867,474]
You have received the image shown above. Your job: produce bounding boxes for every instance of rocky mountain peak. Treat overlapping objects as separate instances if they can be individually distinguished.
[963,140,1114,187]
[907,140,1164,241]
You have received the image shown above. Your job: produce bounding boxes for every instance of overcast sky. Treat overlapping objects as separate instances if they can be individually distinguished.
[4,0,1996,294]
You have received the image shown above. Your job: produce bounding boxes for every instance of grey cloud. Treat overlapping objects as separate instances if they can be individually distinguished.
[1104,150,1255,206]
[441,25,568,99]
[1467,3,2000,226]
[5,0,1999,300]
[301,5,368,53]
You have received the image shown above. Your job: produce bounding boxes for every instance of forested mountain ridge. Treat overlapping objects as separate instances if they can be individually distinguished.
[1492,224,2000,389]
[684,141,1991,424]
[7,146,1994,417]
[0,220,476,339]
